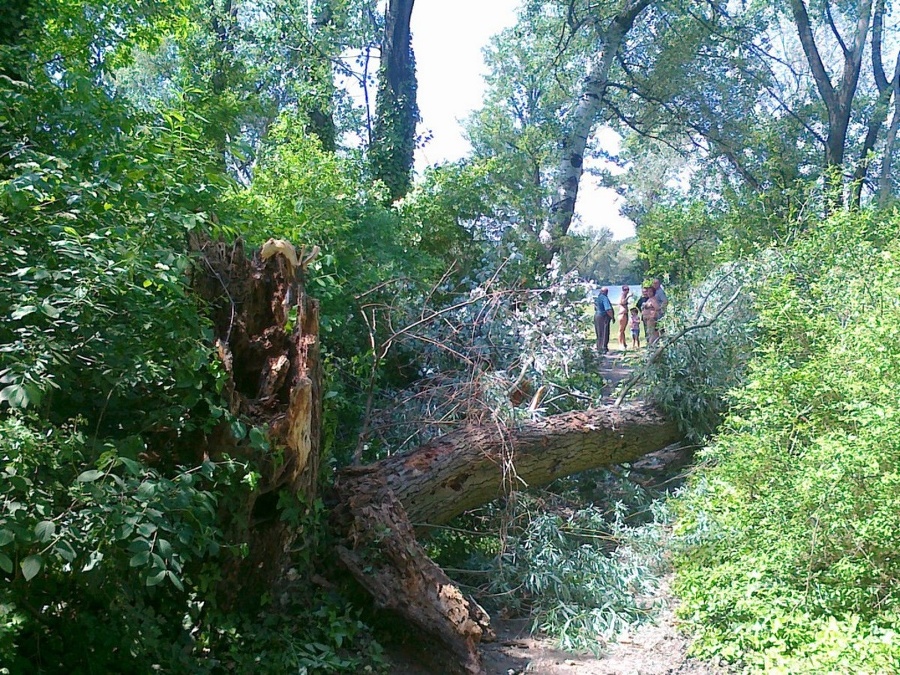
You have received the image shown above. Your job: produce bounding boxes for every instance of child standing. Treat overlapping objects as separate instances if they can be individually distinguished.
[630,306,641,349]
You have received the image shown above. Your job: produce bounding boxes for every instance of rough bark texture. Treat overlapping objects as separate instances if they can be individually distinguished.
[380,401,679,527]
[546,0,652,248]
[191,235,322,609]
[332,469,494,675]
[873,0,900,205]
[331,401,681,674]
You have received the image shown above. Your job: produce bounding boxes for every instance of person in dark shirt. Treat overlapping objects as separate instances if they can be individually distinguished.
[593,287,614,354]
[636,286,650,341]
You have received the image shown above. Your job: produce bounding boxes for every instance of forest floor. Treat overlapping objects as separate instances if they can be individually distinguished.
[386,347,729,675]
[479,576,730,675]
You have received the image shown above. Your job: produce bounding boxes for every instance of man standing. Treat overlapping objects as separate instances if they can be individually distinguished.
[652,278,668,322]
[636,285,650,341]
[594,287,614,354]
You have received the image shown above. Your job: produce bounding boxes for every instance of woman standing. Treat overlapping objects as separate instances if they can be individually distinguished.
[642,286,660,345]
[617,285,631,350]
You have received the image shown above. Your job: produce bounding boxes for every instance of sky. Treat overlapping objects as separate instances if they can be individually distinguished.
[410,0,636,240]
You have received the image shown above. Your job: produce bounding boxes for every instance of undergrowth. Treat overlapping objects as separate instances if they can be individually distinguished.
[433,468,677,656]
[674,210,900,673]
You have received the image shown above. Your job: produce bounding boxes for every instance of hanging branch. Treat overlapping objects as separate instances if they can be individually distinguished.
[614,280,745,407]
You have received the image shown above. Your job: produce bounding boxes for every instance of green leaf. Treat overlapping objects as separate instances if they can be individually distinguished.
[229,418,247,441]
[40,299,61,318]
[127,538,151,553]
[0,529,14,546]
[136,482,156,501]
[54,540,76,562]
[76,469,104,482]
[0,551,12,573]
[118,457,142,476]
[35,520,56,542]
[0,384,29,409]
[146,570,167,586]
[20,554,42,581]
[10,305,37,320]
[156,538,172,559]
[130,550,151,567]
[136,522,157,537]
[166,570,184,591]
[249,426,269,450]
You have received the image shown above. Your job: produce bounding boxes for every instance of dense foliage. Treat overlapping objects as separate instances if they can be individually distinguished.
[7,0,900,671]
[0,2,401,671]
[674,210,900,672]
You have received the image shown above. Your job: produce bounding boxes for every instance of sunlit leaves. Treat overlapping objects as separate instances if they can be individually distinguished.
[675,210,900,671]
[19,555,42,581]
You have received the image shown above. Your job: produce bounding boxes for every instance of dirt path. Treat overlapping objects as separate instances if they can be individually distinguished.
[597,348,635,402]
[480,576,727,675]
[387,576,726,675]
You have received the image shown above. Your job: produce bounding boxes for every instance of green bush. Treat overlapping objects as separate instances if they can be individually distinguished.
[483,495,672,654]
[674,209,900,672]
[0,415,235,672]
[643,260,763,440]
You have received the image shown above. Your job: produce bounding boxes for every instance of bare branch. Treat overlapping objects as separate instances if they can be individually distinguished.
[824,0,849,58]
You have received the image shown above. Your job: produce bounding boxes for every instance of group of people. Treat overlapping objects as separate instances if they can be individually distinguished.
[593,279,667,355]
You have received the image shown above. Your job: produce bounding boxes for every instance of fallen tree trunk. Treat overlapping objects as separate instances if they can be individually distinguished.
[380,402,680,526]
[332,402,682,674]
[186,235,684,673]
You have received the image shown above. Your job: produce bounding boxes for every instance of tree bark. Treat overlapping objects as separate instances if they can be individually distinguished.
[878,89,900,205]
[789,0,873,206]
[380,401,679,527]
[546,0,653,250]
[370,0,418,202]
[191,235,323,610]
[872,0,900,205]
[331,401,681,674]
[851,0,895,207]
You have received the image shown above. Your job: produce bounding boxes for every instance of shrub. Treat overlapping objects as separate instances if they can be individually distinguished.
[483,494,672,654]
[674,209,900,672]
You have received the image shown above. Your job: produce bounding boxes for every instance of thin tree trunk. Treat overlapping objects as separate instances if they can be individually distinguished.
[878,93,900,205]
[851,0,895,207]
[873,0,900,205]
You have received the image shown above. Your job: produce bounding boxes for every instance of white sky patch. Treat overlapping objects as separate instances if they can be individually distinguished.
[412,0,518,167]
[572,179,635,240]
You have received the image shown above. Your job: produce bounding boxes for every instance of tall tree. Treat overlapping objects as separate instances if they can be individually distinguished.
[545,0,654,250]
[870,0,900,205]
[789,0,873,206]
[370,0,417,202]
[465,11,576,243]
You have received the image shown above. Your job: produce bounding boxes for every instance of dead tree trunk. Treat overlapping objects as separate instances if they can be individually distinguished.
[191,235,322,609]
[332,401,681,674]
